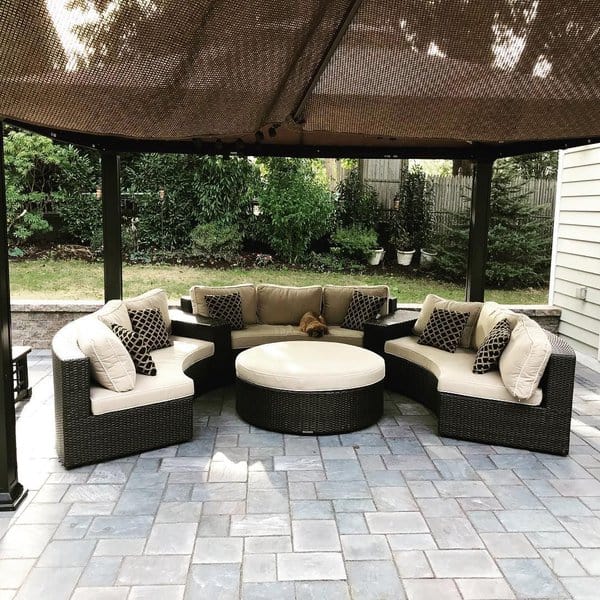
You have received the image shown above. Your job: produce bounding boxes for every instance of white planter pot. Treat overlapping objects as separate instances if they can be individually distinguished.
[396,249,415,266]
[368,248,385,266]
[420,249,437,267]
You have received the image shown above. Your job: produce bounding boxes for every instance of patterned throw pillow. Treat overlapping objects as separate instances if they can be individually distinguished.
[417,307,469,353]
[204,292,245,330]
[342,290,386,331]
[111,324,157,376]
[473,318,512,374]
[129,308,172,352]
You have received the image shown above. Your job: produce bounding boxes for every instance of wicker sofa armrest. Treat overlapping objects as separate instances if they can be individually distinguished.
[170,308,232,350]
[170,308,234,386]
[363,310,418,355]
[539,331,576,413]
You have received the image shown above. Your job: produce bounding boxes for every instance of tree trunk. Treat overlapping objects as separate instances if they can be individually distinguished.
[452,160,473,176]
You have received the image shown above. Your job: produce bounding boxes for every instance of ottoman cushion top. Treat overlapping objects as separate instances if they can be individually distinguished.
[235,341,385,392]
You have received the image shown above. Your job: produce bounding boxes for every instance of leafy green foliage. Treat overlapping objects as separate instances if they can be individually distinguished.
[3,130,100,245]
[6,192,52,245]
[433,166,552,288]
[335,169,380,230]
[256,158,333,262]
[497,151,558,180]
[331,226,378,260]
[58,192,103,246]
[125,154,260,251]
[3,131,100,245]
[190,222,243,261]
[396,165,434,250]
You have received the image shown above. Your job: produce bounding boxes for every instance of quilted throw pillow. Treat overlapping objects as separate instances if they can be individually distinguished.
[417,307,469,353]
[342,290,386,331]
[111,324,157,376]
[473,318,512,374]
[205,292,245,330]
[129,308,172,352]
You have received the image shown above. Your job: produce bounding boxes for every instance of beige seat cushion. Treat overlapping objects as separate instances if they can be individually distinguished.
[95,300,132,330]
[236,341,384,391]
[232,325,307,349]
[190,284,258,324]
[323,285,389,325]
[413,294,482,348]
[474,302,520,349]
[385,336,542,406]
[77,317,136,392]
[326,326,363,346]
[231,324,364,350]
[91,336,214,415]
[126,289,171,330]
[257,284,322,325]
[499,315,552,401]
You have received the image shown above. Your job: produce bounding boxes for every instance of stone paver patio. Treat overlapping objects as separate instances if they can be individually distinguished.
[1,351,600,600]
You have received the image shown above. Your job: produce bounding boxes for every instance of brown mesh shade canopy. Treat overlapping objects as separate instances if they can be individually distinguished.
[1,0,600,157]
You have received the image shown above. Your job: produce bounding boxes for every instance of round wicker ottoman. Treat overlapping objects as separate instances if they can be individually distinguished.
[235,341,385,435]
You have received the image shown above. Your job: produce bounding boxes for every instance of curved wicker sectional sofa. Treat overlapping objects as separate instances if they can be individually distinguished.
[379,299,576,456]
[52,285,576,468]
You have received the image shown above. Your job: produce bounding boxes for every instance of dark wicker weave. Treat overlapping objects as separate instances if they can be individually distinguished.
[385,331,575,455]
[236,379,383,435]
[51,316,218,469]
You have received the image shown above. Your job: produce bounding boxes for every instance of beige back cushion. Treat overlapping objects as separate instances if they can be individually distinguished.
[190,284,258,324]
[77,318,136,392]
[126,289,171,330]
[96,300,132,330]
[499,315,552,401]
[257,284,323,325]
[413,294,482,348]
[474,302,520,349]
[323,285,389,325]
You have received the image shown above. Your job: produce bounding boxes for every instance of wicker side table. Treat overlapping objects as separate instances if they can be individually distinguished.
[12,345,32,402]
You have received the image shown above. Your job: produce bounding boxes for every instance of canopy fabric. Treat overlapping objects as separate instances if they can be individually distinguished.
[1,0,600,156]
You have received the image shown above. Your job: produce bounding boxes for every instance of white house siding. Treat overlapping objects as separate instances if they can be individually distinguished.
[551,144,600,358]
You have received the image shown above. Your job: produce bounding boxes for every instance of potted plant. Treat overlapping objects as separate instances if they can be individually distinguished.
[331,226,382,265]
[419,231,438,268]
[367,246,385,266]
[390,224,415,266]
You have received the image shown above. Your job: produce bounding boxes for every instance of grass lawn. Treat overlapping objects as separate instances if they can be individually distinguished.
[9,259,548,305]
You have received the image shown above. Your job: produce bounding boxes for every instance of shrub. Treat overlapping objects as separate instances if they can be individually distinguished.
[335,169,380,230]
[57,192,102,246]
[396,166,434,250]
[257,158,334,262]
[331,226,378,260]
[125,154,260,251]
[190,221,243,261]
[433,166,552,288]
[6,190,51,247]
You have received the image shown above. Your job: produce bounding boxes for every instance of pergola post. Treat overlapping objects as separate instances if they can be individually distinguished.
[0,122,27,511]
[101,152,123,302]
[465,159,494,302]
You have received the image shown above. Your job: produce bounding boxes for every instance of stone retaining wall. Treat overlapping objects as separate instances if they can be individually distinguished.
[12,300,562,349]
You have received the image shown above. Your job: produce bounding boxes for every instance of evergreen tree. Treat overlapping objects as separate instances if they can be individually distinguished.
[433,165,552,289]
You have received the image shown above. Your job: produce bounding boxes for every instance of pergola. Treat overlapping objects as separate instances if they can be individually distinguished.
[1,0,600,510]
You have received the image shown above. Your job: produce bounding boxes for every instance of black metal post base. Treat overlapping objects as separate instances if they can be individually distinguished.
[0,482,27,511]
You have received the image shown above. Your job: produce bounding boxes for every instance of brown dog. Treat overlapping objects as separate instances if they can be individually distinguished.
[299,311,329,338]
